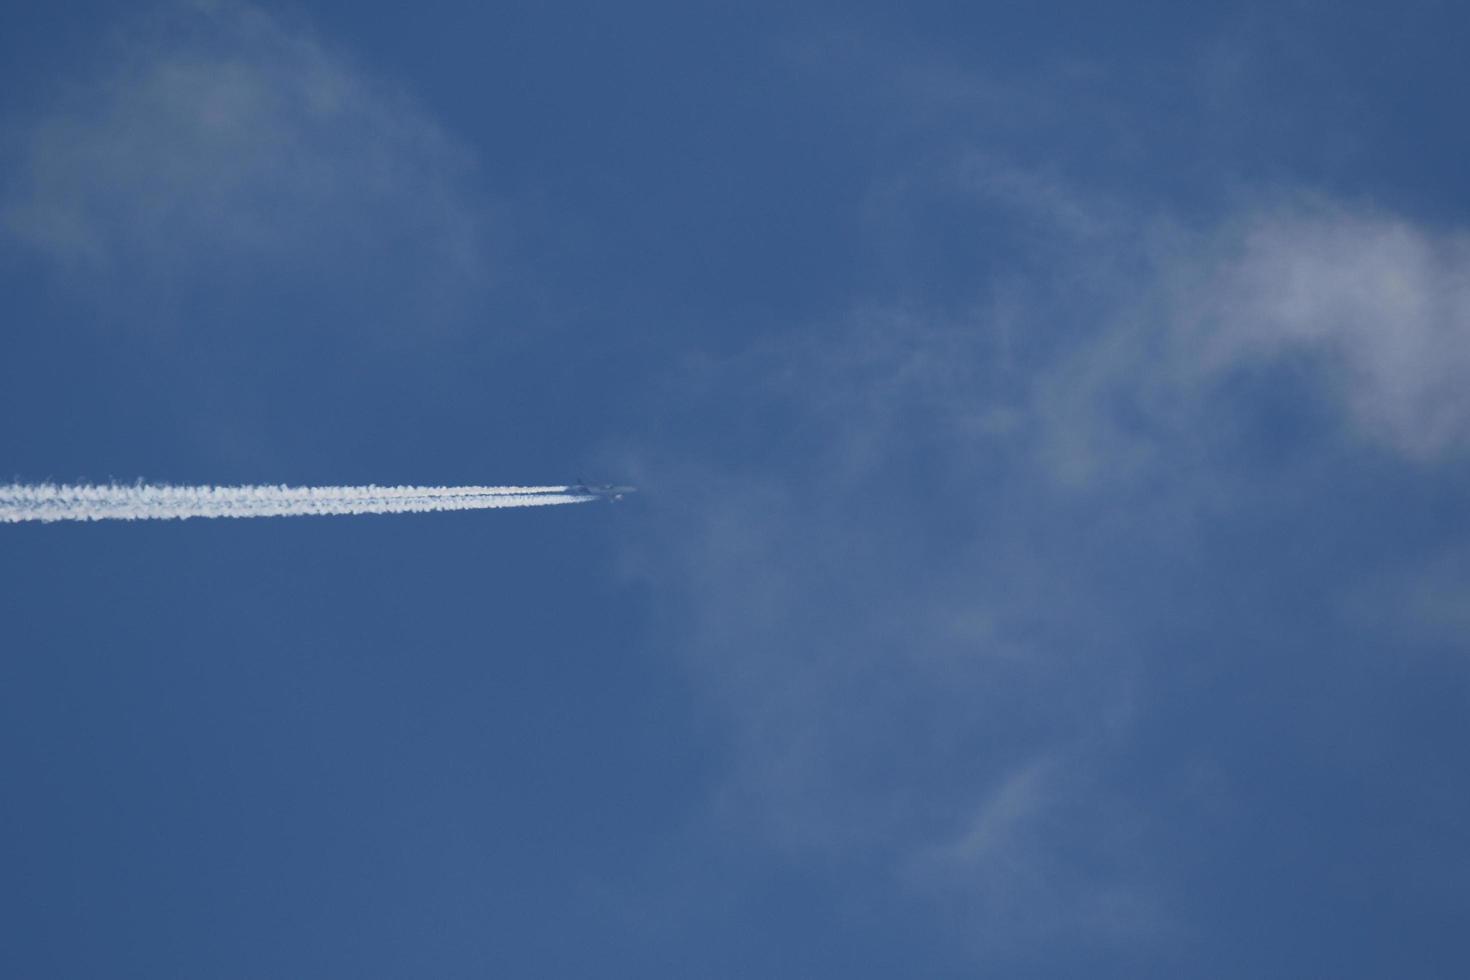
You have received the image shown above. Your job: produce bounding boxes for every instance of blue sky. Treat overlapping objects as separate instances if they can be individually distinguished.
[3,1,1469,975]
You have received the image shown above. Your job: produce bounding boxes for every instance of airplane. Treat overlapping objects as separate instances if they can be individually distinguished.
[567,479,637,501]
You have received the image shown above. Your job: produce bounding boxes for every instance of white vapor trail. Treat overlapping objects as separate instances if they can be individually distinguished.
[0,483,595,523]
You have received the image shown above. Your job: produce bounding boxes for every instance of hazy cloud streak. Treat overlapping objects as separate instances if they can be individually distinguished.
[0,0,492,334]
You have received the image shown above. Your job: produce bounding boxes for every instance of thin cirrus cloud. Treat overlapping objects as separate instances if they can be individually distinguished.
[1026,199,1470,494]
[623,178,1470,955]
[1179,206,1470,460]
[1,1,491,332]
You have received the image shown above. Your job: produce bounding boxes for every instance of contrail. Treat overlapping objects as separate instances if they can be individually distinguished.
[0,483,595,523]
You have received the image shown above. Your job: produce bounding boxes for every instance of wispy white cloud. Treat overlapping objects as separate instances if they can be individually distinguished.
[1005,198,1470,502]
[1,0,491,331]
[909,755,1169,952]
[1178,205,1470,459]
[624,173,1470,959]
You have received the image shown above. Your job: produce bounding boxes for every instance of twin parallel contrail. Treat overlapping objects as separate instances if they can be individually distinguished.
[0,483,596,523]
